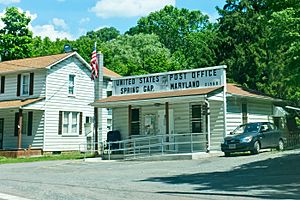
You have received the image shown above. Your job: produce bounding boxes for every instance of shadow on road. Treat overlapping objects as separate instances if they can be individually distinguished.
[141,152,300,199]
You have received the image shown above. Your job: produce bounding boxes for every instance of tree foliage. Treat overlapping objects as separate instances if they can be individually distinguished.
[127,5,218,69]
[0,7,33,61]
[102,33,178,76]
[86,27,120,42]
[217,0,300,104]
[2,4,300,105]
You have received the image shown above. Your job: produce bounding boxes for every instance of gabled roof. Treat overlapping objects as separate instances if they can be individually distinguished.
[227,83,279,101]
[0,52,121,78]
[0,97,45,110]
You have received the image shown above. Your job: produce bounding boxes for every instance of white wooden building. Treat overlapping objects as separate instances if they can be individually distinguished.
[0,52,120,153]
[92,66,284,151]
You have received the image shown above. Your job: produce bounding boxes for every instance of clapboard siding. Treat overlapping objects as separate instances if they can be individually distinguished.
[0,70,46,101]
[173,103,190,134]
[112,107,128,139]
[0,110,44,149]
[209,100,225,151]
[226,98,274,134]
[43,57,94,151]
[248,101,273,123]
[226,100,242,133]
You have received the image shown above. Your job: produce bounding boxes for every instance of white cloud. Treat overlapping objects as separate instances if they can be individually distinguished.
[79,17,90,25]
[31,24,73,40]
[52,18,67,29]
[0,0,20,5]
[90,0,175,18]
[0,7,73,41]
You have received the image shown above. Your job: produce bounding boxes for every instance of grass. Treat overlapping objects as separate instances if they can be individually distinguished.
[0,152,95,165]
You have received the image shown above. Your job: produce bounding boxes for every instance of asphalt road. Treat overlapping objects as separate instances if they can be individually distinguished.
[0,149,300,200]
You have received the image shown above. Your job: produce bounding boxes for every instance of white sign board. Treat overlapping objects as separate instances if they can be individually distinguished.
[112,66,226,96]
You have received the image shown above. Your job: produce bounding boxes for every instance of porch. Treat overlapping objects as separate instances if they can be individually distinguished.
[0,98,45,157]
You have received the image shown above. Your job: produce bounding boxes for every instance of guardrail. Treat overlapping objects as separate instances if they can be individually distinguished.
[80,133,208,160]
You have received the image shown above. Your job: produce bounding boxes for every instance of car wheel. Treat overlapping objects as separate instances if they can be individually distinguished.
[251,141,260,154]
[277,139,284,151]
[224,152,230,157]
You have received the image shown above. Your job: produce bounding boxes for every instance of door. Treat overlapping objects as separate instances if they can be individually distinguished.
[157,109,175,151]
[0,119,3,149]
[259,123,273,148]
[157,110,174,135]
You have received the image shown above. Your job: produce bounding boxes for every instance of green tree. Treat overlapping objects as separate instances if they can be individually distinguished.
[102,33,179,76]
[0,7,33,61]
[217,0,270,89]
[217,0,300,105]
[86,27,120,42]
[127,5,218,69]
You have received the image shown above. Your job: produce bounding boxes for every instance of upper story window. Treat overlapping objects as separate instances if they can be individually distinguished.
[17,73,34,97]
[68,75,75,95]
[21,74,30,96]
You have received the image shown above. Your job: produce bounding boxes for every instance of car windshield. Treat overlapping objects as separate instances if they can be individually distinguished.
[232,123,260,135]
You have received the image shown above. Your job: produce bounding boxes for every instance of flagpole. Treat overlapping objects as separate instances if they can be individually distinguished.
[94,45,103,154]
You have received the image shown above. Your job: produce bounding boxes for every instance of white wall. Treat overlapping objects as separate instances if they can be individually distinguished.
[209,100,225,151]
[226,98,274,134]
[43,56,94,151]
[0,69,46,101]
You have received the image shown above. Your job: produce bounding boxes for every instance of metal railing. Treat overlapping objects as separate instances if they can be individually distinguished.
[80,133,208,160]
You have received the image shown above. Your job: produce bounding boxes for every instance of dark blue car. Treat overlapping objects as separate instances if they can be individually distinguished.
[221,122,286,156]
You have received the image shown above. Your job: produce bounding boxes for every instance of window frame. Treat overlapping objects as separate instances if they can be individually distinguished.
[68,74,76,96]
[131,108,140,135]
[191,104,203,133]
[21,73,30,96]
[62,111,80,135]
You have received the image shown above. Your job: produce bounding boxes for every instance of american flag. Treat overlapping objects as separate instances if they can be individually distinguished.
[90,42,98,80]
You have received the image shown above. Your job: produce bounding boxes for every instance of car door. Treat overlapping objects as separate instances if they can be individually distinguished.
[259,123,273,148]
[268,123,280,147]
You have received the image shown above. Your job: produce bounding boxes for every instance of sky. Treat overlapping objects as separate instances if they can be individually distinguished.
[0,0,226,41]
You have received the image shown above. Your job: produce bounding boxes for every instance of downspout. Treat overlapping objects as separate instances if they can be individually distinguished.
[205,99,210,153]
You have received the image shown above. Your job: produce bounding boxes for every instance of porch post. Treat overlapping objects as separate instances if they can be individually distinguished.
[17,109,23,149]
[128,105,132,136]
[94,107,98,151]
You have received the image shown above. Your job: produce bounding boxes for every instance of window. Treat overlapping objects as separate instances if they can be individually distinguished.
[131,108,140,135]
[242,103,248,124]
[191,105,202,133]
[21,74,30,96]
[68,75,75,95]
[62,111,79,135]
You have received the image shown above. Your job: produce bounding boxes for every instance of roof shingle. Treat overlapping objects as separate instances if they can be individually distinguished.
[0,52,121,78]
